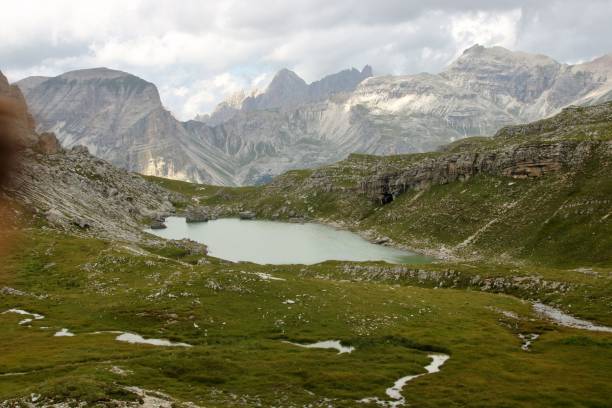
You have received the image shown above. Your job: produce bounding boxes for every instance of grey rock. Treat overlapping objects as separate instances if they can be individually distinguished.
[150,220,167,230]
[73,217,91,229]
[185,208,209,223]
[0,286,27,296]
[170,239,207,255]
[45,208,64,225]
[239,211,256,220]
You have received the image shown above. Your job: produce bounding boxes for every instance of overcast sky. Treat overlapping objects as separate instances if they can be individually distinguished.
[2,0,611,120]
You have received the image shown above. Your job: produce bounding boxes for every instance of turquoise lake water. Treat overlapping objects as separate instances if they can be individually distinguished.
[146,217,431,265]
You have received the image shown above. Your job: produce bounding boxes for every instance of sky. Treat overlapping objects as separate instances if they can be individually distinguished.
[1,0,611,120]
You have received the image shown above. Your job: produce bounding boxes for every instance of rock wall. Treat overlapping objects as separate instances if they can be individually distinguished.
[360,141,605,203]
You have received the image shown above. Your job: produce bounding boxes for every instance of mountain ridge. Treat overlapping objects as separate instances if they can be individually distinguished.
[15,45,612,186]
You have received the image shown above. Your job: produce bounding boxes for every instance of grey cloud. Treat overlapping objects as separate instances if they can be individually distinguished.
[1,0,610,119]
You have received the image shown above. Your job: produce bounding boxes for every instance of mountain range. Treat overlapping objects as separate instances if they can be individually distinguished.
[16,45,612,185]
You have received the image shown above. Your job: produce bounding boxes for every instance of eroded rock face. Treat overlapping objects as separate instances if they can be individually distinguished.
[360,141,596,203]
[7,147,181,241]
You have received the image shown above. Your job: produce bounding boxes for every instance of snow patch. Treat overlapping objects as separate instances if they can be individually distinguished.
[533,302,612,333]
[3,309,45,325]
[283,340,354,354]
[54,328,75,337]
[116,332,192,347]
[518,333,539,351]
[253,272,285,281]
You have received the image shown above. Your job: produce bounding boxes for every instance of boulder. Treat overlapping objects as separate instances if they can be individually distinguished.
[239,211,256,220]
[45,208,64,225]
[70,145,90,155]
[73,217,91,229]
[150,220,167,229]
[373,237,390,245]
[186,208,209,223]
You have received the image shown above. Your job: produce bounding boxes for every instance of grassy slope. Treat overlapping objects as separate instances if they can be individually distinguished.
[1,229,611,407]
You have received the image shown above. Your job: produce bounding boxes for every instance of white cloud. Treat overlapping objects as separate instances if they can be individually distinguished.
[0,0,610,119]
[449,9,522,55]
[164,72,266,120]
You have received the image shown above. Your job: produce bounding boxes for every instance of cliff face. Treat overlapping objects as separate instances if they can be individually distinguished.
[360,141,601,204]
[16,68,236,185]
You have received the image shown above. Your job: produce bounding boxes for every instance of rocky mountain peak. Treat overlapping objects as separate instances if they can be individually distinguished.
[28,68,164,110]
[15,68,166,160]
[241,68,308,111]
[58,67,134,81]
[242,65,373,112]
[450,44,559,71]
[265,68,308,96]
[270,68,307,86]
[361,65,373,77]
[576,53,612,76]
[443,44,562,103]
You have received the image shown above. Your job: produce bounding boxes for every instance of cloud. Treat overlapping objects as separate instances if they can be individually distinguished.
[173,73,250,120]
[0,0,610,120]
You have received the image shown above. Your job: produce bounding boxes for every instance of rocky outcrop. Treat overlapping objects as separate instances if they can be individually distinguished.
[335,264,573,299]
[360,140,598,203]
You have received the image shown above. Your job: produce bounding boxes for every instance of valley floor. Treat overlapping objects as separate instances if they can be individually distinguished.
[1,227,610,407]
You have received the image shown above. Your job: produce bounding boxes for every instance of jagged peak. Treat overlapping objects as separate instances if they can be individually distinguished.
[267,68,307,90]
[361,65,373,77]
